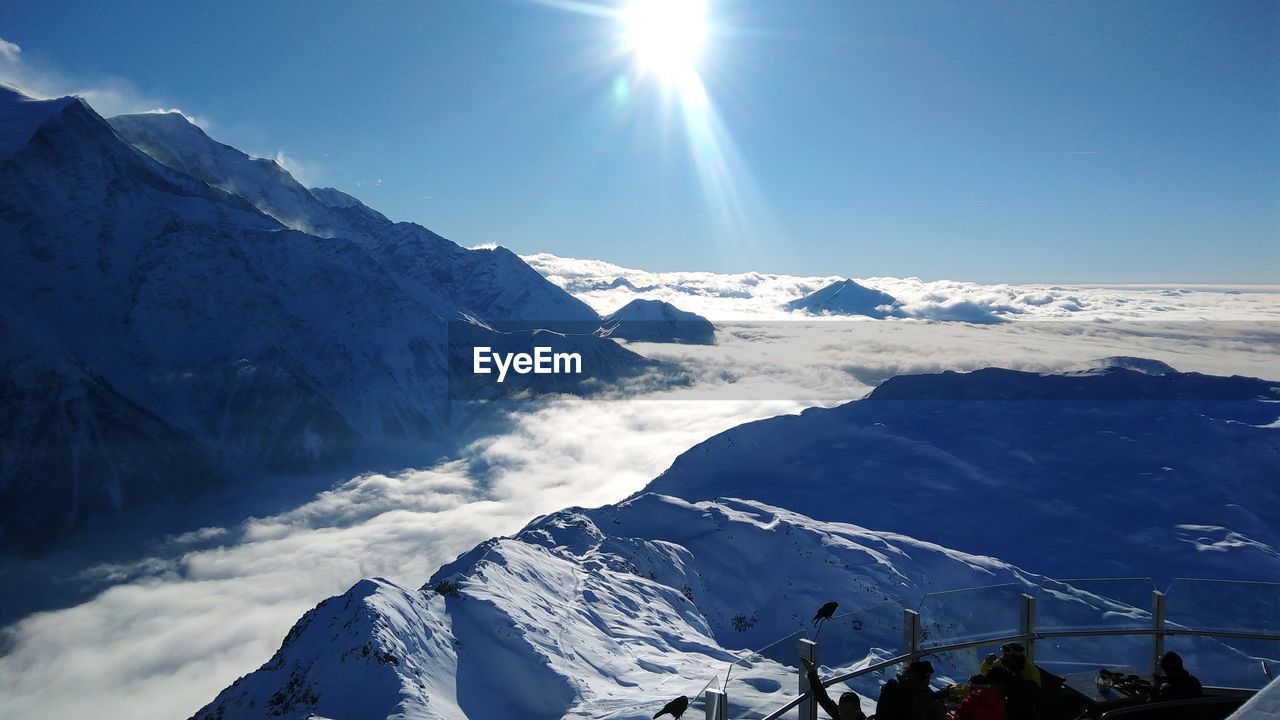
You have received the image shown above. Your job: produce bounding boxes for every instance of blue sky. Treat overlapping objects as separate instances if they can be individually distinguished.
[1,0,1276,282]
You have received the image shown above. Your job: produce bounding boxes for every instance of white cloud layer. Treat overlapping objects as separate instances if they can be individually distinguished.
[523,252,1280,322]
[0,256,1276,720]
[0,396,803,720]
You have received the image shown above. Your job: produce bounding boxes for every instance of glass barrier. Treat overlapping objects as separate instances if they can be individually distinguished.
[1031,578,1158,678]
[722,628,808,719]
[1164,579,1280,635]
[1036,577,1157,631]
[916,583,1030,683]
[663,577,1280,720]
[1162,635,1278,691]
[813,598,912,716]
[1035,634,1154,681]
[917,583,1029,647]
[727,635,803,712]
[817,598,909,674]
[611,669,722,720]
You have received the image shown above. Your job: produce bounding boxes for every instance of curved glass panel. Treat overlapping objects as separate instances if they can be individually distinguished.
[1164,579,1280,635]
[914,583,1031,685]
[1162,636,1278,691]
[917,583,1028,647]
[1036,577,1157,631]
[722,628,808,719]
[817,597,909,674]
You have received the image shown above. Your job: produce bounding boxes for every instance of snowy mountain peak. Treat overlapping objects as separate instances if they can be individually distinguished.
[195,493,1028,720]
[1084,356,1178,376]
[600,299,716,344]
[0,84,81,158]
[109,111,600,327]
[110,110,329,234]
[785,279,898,317]
[1,87,618,554]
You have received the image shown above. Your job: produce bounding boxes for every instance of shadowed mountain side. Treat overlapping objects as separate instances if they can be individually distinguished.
[643,364,1280,580]
[0,86,632,554]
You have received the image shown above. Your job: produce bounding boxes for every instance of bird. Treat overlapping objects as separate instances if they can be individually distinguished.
[654,695,690,719]
[813,601,839,625]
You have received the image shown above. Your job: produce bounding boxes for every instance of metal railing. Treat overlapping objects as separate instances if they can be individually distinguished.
[686,579,1280,720]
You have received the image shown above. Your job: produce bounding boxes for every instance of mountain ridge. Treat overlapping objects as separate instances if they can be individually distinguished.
[0,87,632,553]
[192,363,1280,720]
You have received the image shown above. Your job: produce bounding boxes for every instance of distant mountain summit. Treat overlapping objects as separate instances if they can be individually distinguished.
[0,87,631,554]
[599,299,715,344]
[785,279,898,317]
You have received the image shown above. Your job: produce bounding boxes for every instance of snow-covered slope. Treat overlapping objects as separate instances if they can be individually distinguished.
[195,363,1280,720]
[0,86,450,551]
[0,87,633,553]
[192,493,1028,720]
[646,363,1280,580]
[785,279,899,318]
[109,112,600,329]
[0,83,77,158]
[600,299,716,344]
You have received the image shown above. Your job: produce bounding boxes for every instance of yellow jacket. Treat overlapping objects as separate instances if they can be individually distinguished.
[979,657,1042,687]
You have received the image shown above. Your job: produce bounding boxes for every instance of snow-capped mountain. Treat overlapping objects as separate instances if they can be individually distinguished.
[785,279,899,318]
[193,363,1280,720]
[600,299,716,344]
[192,493,1029,720]
[0,86,632,554]
[646,362,1280,581]
[109,111,600,329]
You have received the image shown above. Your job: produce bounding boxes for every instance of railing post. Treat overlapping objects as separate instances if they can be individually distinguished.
[903,608,922,663]
[1019,593,1037,664]
[1151,590,1166,676]
[798,638,818,720]
[705,687,727,720]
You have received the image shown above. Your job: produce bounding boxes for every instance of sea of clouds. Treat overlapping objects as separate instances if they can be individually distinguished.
[1,258,1277,720]
[524,252,1280,323]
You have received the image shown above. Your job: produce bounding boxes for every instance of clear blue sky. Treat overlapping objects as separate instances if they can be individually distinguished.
[2,0,1276,282]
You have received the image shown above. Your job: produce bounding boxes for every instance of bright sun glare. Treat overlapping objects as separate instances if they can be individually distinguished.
[623,0,708,80]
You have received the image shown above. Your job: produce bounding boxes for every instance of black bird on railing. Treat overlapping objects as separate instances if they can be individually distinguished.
[654,695,690,719]
[813,601,839,625]
[813,600,839,641]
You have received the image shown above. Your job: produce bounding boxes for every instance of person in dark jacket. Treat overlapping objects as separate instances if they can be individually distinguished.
[801,657,866,720]
[876,660,945,720]
[989,663,1039,720]
[949,674,1008,720]
[1150,651,1202,702]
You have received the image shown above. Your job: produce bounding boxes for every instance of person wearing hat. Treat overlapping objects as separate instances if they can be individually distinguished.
[948,674,1008,720]
[876,659,946,720]
[980,642,1042,687]
[988,663,1039,720]
[1150,651,1202,702]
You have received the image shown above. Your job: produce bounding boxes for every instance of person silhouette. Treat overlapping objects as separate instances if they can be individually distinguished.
[802,657,867,720]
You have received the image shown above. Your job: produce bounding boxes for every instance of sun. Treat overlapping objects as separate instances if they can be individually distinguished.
[623,0,708,81]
